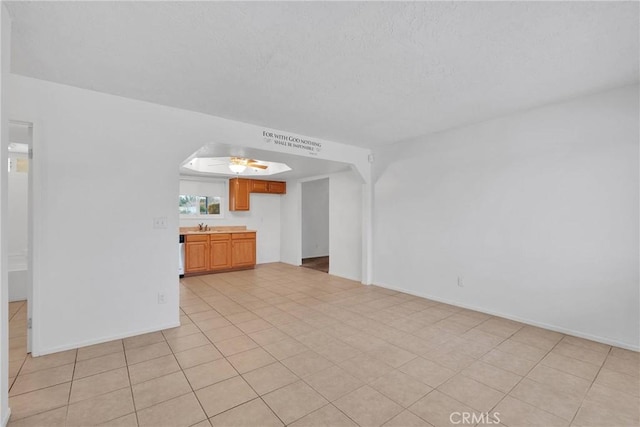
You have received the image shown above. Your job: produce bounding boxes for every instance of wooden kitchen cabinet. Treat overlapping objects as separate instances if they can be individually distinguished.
[268,181,286,194]
[210,235,232,271]
[231,233,257,268]
[229,178,251,211]
[185,235,209,273]
[250,180,269,193]
[184,232,256,275]
[229,178,286,211]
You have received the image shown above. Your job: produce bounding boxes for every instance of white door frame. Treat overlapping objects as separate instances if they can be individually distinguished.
[8,120,34,353]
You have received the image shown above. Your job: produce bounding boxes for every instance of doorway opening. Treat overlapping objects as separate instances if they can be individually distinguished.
[7,120,33,360]
[301,178,329,273]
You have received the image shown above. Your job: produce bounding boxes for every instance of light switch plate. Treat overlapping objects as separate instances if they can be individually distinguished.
[153,217,167,229]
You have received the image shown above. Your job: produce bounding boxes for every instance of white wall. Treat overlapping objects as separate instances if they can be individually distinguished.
[373,85,640,350]
[179,178,281,264]
[301,178,329,259]
[8,74,369,356]
[280,181,301,266]
[329,171,362,281]
[1,5,11,425]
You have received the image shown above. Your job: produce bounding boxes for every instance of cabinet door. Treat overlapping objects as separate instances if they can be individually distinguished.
[251,180,269,193]
[232,239,256,267]
[185,241,209,273]
[229,178,250,211]
[210,239,232,271]
[268,181,286,194]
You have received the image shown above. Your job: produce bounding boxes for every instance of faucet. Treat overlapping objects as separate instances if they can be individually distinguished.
[198,223,204,231]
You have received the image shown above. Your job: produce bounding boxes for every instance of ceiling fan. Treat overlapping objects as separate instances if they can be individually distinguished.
[229,157,268,173]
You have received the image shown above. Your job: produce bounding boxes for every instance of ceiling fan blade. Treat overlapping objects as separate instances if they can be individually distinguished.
[247,162,268,169]
[205,161,227,166]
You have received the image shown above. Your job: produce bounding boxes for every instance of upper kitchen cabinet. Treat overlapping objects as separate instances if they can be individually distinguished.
[250,179,287,194]
[229,178,251,211]
[229,178,287,211]
[250,180,269,193]
[267,181,286,194]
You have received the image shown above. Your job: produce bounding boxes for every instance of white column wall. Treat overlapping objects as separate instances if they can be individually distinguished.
[329,171,363,282]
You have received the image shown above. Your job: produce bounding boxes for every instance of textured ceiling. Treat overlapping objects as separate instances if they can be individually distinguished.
[7,2,639,148]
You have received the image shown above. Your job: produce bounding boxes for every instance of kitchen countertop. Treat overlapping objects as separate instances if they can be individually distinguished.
[181,229,257,235]
[179,226,256,235]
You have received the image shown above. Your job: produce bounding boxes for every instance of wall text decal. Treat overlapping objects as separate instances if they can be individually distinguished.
[263,130,322,156]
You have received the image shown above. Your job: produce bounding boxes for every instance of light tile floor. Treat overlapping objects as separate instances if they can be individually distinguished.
[7,263,640,426]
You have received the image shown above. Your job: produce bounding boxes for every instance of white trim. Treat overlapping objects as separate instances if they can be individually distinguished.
[31,321,180,357]
[375,281,640,352]
[2,408,11,427]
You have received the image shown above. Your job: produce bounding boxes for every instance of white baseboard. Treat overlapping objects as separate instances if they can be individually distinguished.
[375,281,640,352]
[2,408,11,427]
[32,321,181,357]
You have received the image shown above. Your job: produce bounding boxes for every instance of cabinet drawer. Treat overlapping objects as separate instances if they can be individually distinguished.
[210,233,231,240]
[185,234,208,242]
[232,232,256,240]
[251,180,269,193]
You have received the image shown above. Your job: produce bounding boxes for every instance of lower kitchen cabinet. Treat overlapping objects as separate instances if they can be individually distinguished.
[184,232,256,275]
[210,236,232,271]
[184,235,209,273]
[231,234,257,267]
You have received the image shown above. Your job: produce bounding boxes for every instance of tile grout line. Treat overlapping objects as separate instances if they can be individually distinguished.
[63,348,77,425]
[193,271,529,427]
[182,297,292,427]
[120,339,142,427]
[180,303,260,423]
[482,333,582,426]
[567,345,613,427]
[166,307,215,426]
[184,278,356,426]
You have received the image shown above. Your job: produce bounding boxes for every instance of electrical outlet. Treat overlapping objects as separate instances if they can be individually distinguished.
[157,292,167,304]
[153,217,168,229]
[457,277,464,288]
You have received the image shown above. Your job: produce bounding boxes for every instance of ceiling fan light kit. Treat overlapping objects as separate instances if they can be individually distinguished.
[228,163,247,174]
[184,156,290,176]
[229,157,269,174]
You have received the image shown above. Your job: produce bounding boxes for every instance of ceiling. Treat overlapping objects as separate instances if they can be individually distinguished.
[6,2,639,148]
[180,144,351,181]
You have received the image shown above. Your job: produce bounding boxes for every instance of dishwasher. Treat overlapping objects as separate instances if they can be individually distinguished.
[178,235,185,277]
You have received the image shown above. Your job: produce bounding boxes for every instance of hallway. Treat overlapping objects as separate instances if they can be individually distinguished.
[8,300,28,392]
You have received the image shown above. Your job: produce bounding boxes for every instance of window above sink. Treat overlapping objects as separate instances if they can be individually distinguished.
[179,194,224,219]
